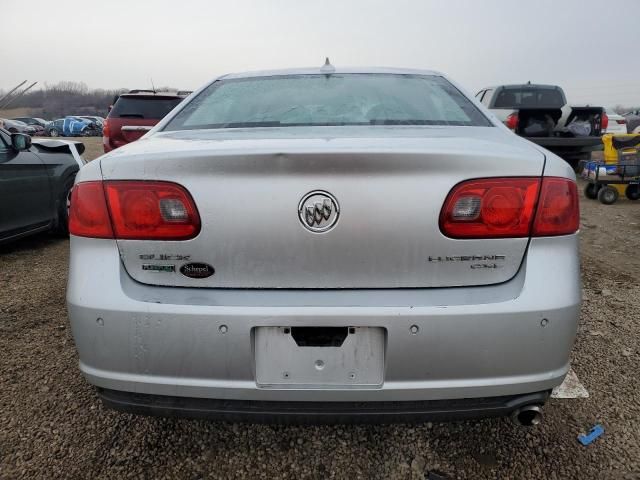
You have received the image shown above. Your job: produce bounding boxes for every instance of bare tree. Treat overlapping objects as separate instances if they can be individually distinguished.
[5,82,127,118]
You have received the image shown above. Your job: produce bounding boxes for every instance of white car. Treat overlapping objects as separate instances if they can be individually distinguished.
[67,65,580,425]
[604,107,628,134]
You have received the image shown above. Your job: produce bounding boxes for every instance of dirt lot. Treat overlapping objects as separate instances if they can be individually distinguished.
[1,140,639,479]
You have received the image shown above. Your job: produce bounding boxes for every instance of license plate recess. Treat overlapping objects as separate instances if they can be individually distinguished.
[254,326,385,387]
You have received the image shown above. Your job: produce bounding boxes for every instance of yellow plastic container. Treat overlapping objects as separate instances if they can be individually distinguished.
[601,133,640,195]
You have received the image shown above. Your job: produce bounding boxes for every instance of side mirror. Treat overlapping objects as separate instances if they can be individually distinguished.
[11,133,32,151]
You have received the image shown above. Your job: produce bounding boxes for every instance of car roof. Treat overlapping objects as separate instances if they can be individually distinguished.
[119,91,187,98]
[481,84,562,91]
[220,66,443,80]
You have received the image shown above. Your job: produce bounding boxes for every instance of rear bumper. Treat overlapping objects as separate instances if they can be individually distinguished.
[68,235,580,407]
[97,387,550,423]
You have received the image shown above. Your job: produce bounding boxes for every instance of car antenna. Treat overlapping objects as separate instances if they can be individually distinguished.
[150,77,157,94]
[320,57,335,75]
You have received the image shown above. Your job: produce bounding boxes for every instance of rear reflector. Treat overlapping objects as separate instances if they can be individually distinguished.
[69,180,200,240]
[440,177,579,239]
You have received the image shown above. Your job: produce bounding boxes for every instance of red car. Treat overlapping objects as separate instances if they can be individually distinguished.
[103,91,188,152]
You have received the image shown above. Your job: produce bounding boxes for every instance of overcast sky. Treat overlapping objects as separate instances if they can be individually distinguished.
[2,0,639,106]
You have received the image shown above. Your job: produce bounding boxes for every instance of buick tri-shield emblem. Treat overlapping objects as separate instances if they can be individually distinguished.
[298,190,340,233]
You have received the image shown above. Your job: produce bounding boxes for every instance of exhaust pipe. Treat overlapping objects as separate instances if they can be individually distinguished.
[510,405,543,426]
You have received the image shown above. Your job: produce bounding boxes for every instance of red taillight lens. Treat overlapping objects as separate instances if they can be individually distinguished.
[69,180,200,240]
[505,113,519,130]
[532,178,579,237]
[68,181,114,238]
[601,112,609,131]
[102,119,112,152]
[105,181,200,240]
[440,177,579,239]
[440,178,540,238]
[616,119,627,125]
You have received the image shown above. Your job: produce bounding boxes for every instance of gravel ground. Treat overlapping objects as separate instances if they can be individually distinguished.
[1,142,639,478]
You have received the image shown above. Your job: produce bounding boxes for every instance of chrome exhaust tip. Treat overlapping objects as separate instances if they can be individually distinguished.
[510,405,543,426]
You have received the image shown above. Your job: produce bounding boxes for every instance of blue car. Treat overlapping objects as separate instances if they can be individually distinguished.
[46,117,93,137]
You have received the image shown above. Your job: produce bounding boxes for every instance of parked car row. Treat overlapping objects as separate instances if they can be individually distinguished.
[0,118,39,135]
[1,116,105,137]
[5,90,189,147]
[46,116,103,137]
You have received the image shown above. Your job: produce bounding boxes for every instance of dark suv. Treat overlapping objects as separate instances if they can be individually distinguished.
[103,91,188,152]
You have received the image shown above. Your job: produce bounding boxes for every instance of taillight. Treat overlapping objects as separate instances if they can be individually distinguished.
[69,180,200,240]
[440,177,578,239]
[68,182,114,238]
[440,178,539,238]
[601,112,609,131]
[102,119,112,153]
[616,119,627,125]
[105,181,200,239]
[531,178,579,237]
[505,113,519,130]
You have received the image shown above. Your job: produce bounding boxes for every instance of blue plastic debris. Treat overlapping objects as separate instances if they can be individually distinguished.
[577,424,604,445]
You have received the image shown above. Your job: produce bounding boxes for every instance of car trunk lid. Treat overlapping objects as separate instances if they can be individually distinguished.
[101,126,545,289]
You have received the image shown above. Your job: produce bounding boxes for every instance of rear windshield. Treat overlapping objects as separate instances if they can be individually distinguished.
[493,87,565,108]
[164,74,491,130]
[109,96,183,120]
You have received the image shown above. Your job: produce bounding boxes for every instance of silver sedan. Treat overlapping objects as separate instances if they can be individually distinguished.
[67,65,580,425]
